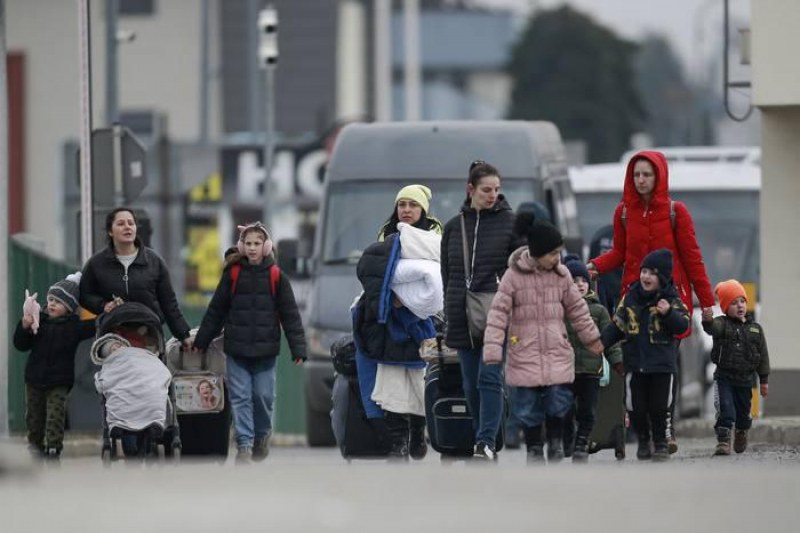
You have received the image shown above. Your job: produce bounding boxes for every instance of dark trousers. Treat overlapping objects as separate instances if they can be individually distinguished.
[625,372,673,445]
[714,378,753,432]
[26,384,70,450]
[564,375,601,445]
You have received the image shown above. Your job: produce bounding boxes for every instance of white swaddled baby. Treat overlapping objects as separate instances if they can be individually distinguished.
[390,222,444,319]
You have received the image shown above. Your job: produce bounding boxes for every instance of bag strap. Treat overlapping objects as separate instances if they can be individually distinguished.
[230,264,241,295]
[460,213,472,288]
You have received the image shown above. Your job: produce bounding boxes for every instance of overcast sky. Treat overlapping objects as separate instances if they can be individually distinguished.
[472,0,751,82]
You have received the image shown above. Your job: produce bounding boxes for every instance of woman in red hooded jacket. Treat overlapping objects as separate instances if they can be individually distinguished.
[587,151,715,454]
[587,151,715,321]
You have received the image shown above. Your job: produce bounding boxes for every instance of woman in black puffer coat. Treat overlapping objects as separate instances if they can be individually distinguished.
[80,207,192,346]
[440,161,521,459]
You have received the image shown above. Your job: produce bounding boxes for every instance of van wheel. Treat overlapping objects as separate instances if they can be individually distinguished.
[306,405,336,447]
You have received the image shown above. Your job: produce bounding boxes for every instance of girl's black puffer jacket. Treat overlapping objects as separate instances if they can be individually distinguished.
[441,196,520,349]
[193,257,307,361]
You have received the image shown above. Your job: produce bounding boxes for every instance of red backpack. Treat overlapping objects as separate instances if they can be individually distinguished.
[229,263,281,323]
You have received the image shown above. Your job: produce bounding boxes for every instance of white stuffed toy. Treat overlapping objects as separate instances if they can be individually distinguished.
[22,289,41,335]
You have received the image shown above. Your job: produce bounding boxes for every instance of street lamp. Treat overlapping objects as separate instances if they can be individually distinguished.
[258,6,278,229]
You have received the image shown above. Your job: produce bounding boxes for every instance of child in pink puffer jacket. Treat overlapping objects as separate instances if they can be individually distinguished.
[484,214,603,464]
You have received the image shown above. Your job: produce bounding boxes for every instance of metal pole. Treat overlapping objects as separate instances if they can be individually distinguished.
[79,0,94,262]
[199,0,210,143]
[0,0,10,436]
[112,124,124,205]
[248,0,260,133]
[263,67,275,229]
[403,0,421,121]
[105,0,118,125]
[374,0,392,121]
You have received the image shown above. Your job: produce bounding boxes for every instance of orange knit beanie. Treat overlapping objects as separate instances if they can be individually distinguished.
[715,279,747,312]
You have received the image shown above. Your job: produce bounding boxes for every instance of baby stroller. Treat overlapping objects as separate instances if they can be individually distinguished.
[92,303,181,462]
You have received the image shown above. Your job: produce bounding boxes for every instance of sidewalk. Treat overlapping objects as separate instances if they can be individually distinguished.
[676,416,800,446]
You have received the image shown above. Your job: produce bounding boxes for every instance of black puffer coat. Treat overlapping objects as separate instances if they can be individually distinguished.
[193,257,307,361]
[80,246,191,341]
[441,196,520,349]
[13,313,96,388]
[355,236,421,362]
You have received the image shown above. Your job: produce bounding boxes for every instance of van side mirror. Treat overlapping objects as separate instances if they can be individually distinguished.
[276,238,312,278]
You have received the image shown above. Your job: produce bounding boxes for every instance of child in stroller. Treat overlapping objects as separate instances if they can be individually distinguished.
[92,303,181,461]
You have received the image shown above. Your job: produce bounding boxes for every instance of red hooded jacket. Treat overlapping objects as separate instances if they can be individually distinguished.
[590,151,714,335]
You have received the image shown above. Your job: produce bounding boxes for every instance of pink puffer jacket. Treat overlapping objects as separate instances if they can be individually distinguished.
[484,247,603,387]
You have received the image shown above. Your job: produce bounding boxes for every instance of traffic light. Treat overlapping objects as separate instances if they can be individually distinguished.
[258,6,278,69]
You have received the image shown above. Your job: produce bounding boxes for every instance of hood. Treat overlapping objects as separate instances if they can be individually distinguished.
[623,150,670,209]
[508,245,568,277]
[584,290,600,305]
[589,224,614,259]
[460,194,512,215]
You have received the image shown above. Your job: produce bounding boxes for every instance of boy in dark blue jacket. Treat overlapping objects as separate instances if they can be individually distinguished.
[13,274,95,459]
[602,249,690,461]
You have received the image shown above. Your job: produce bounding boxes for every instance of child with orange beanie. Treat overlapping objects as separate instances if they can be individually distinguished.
[702,279,770,456]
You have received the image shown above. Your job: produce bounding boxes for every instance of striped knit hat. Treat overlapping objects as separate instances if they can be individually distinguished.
[48,272,82,313]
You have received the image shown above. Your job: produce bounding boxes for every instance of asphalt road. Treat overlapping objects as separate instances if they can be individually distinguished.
[1,438,798,533]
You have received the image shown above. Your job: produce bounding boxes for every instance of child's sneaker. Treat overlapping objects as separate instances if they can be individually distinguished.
[636,437,652,460]
[572,437,589,463]
[526,445,545,464]
[473,442,497,461]
[252,437,270,462]
[235,446,253,465]
[652,443,670,462]
[733,429,748,454]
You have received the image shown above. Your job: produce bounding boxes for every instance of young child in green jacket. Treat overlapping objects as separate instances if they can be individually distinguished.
[702,279,769,456]
[563,258,623,462]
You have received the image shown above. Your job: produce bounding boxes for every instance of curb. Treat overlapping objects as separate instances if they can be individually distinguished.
[676,417,800,446]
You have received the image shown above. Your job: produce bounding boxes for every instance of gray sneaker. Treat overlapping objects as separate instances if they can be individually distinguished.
[252,437,270,461]
[235,446,253,465]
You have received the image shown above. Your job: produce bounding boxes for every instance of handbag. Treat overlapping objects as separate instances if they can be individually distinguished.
[460,213,496,338]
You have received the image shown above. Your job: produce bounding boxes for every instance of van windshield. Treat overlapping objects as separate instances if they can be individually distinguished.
[322,179,535,264]
[575,190,759,285]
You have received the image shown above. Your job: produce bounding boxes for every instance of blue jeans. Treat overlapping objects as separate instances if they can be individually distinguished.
[510,385,574,429]
[226,355,277,448]
[714,377,753,432]
[458,348,504,449]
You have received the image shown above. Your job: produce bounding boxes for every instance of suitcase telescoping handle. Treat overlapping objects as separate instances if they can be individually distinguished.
[178,344,209,371]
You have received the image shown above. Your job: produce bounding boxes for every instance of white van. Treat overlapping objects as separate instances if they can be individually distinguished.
[302,121,579,446]
[568,148,760,417]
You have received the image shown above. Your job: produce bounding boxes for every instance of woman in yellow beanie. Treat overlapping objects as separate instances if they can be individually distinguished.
[378,184,443,240]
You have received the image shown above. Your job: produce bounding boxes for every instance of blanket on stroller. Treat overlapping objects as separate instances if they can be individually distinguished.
[95,346,171,431]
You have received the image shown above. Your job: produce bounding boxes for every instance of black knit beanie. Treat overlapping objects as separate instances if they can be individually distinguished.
[641,248,673,288]
[565,259,590,282]
[527,219,564,258]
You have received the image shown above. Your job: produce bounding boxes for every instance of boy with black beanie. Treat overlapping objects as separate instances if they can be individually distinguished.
[601,249,690,461]
[13,273,95,458]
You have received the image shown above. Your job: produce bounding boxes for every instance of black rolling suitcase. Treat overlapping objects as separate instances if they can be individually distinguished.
[588,368,626,459]
[424,360,506,457]
[331,374,390,459]
[330,336,390,460]
[166,335,231,458]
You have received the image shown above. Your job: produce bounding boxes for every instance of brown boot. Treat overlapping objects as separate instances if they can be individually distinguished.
[733,429,748,454]
[713,428,731,456]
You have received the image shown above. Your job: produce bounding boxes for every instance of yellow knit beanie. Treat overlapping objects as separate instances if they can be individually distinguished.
[395,184,432,213]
